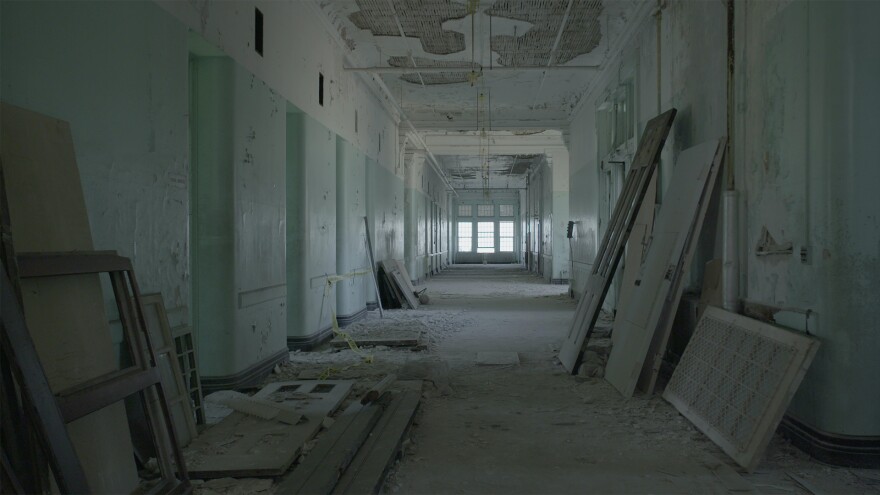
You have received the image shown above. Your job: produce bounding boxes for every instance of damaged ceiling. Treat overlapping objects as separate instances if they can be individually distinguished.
[437,154,543,189]
[320,0,641,130]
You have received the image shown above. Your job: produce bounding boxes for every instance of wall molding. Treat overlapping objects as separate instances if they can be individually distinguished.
[336,307,367,327]
[780,415,880,468]
[201,348,289,394]
[287,325,334,351]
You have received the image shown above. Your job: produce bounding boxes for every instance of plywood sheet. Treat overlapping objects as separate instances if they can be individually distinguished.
[604,139,724,398]
[663,307,819,471]
[558,109,676,373]
[1,102,138,492]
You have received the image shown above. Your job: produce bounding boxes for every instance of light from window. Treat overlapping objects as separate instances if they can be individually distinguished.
[457,222,472,252]
[499,221,514,252]
[458,204,472,217]
[499,204,514,217]
[477,222,495,253]
[477,204,494,217]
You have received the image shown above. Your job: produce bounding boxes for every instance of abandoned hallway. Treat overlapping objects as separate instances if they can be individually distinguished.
[265,265,870,494]
[2,0,879,493]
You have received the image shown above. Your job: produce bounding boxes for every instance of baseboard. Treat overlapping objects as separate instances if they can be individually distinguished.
[366,301,379,311]
[286,325,334,351]
[551,278,570,285]
[779,414,880,468]
[336,307,367,327]
[201,348,289,394]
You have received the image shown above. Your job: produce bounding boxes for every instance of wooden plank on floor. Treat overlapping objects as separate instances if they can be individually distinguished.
[183,380,353,479]
[277,400,385,495]
[333,391,421,495]
[604,139,725,398]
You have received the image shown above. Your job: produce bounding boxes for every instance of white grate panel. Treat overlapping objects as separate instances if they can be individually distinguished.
[663,307,819,471]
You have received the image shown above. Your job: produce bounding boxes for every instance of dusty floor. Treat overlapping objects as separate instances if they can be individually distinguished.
[202,264,878,494]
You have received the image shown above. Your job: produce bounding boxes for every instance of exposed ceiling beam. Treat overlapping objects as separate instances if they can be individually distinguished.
[532,0,575,106]
[385,0,426,87]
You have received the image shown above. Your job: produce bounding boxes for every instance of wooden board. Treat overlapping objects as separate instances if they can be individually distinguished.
[140,294,198,446]
[697,259,723,321]
[254,380,354,418]
[276,400,384,494]
[184,380,352,479]
[392,259,419,295]
[333,391,421,494]
[380,260,419,309]
[330,326,423,349]
[612,174,657,347]
[184,412,322,479]
[1,102,138,492]
[172,325,205,425]
[558,109,676,374]
[0,263,90,493]
[663,307,820,471]
[604,139,725,398]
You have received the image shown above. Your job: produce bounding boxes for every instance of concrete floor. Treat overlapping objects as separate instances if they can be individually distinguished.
[385,265,876,494]
[206,264,877,494]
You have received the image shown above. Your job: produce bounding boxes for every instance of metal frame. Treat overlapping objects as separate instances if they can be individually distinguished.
[15,251,191,494]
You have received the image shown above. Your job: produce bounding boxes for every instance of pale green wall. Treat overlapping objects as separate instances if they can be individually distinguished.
[286,112,337,339]
[336,137,369,318]
[190,56,287,376]
[737,0,880,436]
[0,0,190,326]
[568,0,880,437]
[366,157,405,264]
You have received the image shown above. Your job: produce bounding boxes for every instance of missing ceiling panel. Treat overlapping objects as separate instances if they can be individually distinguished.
[388,56,481,85]
[509,155,540,175]
[349,0,469,55]
[487,0,603,66]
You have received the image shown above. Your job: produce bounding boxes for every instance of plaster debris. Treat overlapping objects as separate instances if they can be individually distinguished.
[388,56,480,85]
[487,0,604,66]
[348,0,469,55]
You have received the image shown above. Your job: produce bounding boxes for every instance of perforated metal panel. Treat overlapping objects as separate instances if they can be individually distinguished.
[663,307,819,471]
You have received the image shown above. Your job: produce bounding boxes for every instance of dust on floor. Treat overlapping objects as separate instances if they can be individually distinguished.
[201,264,877,494]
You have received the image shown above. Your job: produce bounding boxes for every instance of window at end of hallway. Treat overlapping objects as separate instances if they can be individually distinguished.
[458,204,472,217]
[499,221,514,252]
[458,222,472,252]
[477,222,495,253]
[499,204,514,217]
[477,204,494,217]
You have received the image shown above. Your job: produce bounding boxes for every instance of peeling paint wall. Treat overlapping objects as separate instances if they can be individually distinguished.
[736,0,880,437]
[404,152,448,280]
[287,111,337,340]
[0,1,190,325]
[336,136,368,320]
[190,56,287,377]
[156,0,398,165]
[569,0,880,437]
